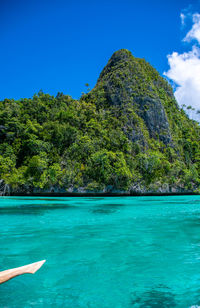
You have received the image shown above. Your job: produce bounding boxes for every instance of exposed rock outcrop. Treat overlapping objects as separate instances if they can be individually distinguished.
[93,49,172,145]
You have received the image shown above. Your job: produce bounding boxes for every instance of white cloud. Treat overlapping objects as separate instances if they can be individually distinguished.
[164,13,200,120]
[180,13,186,26]
[184,13,200,44]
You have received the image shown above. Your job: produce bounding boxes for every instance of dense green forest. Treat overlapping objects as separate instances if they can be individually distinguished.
[0,49,200,194]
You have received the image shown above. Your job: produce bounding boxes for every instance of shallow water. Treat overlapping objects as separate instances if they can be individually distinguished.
[1,196,200,307]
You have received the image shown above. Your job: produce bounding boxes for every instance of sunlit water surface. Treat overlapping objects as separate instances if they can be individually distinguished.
[1,196,200,307]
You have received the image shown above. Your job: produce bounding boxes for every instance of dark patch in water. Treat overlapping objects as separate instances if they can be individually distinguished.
[90,203,126,214]
[104,203,124,207]
[131,287,176,307]
[92,208,117,214]
[0,203,76,215]
[0,209,41,216]
[3,197,71,202]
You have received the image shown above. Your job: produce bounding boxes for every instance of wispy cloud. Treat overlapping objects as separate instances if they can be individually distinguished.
[184,13,200,43]
[164,12,200,120]
[180,13,186,26]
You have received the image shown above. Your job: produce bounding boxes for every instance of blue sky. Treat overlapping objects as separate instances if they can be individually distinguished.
[0,0,199,102]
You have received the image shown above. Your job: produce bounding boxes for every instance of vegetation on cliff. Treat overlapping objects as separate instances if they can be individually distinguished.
[0,49,200,193]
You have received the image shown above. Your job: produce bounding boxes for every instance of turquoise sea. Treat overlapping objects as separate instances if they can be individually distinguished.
[1,196,200,307]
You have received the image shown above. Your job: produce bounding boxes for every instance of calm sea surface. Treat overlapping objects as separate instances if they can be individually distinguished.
[1,196,200,307]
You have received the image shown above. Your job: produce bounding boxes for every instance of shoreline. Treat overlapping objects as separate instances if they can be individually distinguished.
[2,191,199,197]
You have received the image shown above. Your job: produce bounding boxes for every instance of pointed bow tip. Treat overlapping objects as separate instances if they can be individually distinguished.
[31,259,46,274]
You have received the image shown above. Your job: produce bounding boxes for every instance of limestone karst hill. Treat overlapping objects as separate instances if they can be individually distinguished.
[0,49,200,194]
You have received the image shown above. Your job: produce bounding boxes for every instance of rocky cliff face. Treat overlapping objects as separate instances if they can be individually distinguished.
[92,49,173,145]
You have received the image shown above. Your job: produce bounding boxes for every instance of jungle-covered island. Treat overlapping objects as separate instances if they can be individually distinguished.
[0,49,200,195]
